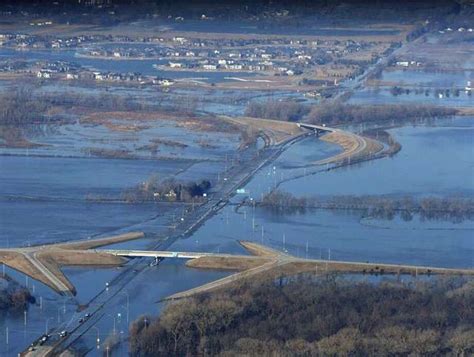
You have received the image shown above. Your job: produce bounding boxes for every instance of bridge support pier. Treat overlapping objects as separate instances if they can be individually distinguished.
[149,257,163,267]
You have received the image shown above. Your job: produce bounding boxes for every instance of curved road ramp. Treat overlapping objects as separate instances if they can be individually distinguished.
[101,241,473,301]
[2,233,473,299]
[218,116,384,165]
[0,232,144,295]
[2,235,473,297]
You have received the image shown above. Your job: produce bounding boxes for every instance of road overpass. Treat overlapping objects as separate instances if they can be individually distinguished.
[297,123,335,135]
[99,249,244,259]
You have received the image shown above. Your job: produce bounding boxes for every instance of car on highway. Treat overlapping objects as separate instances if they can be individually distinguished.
[59,330,68,338]
[39,335,49,345]
[79,313,91,323]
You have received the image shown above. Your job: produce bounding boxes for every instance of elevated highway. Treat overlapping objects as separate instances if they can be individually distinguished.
[99,249,249,260]
[297,123,335,135]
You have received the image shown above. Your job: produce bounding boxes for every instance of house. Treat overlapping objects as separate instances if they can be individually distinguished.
[93,72,104,80]
[396,61,409,67]
[37,71,51,78]
[156,79,174,86]
[173,36,186,43]
[165,190,177,201]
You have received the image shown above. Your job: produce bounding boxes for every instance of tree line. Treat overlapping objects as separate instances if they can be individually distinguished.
[305,102,456,126]
[244,99,310,122]
[0,87,51,126]
[260,190,474,222]
[244,100,456,125]
[0,274,35,312]
[128,275,474,356]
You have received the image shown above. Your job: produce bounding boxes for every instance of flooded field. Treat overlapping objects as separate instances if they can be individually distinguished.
[280,117,474,197]
[1,100,472,357]
[350,87,472,106]
[0,10,472,355]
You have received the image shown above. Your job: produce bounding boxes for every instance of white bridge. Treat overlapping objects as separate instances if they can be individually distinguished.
[98,249,230,259]
[297,123,335,134]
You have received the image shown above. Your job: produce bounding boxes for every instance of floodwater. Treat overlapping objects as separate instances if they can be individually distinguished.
[280,117,474,197]
[382,69,472,87]
[0,44,473,356]
[181,116,474,272]
[1,115,472,356]
[350,69,473,106]
[350,87,473,106]
[5,119,240,161]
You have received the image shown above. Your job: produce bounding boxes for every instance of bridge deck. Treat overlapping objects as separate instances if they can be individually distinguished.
[297,123,335,132]
[98,249,254,260]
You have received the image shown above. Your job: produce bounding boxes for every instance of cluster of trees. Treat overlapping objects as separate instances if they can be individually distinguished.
[260,190,474,222]
[129,275,474,356]
[390,86,470,98]
[305,102,457,126]
[244,100,456,126]
[261,190,309,213]
[0,275,35,312]
[122,175,211,203]
[244,100,310,122]
[0,87,51,127]
[40,91,145,112]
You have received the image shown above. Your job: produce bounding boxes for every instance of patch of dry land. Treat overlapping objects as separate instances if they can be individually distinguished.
[0,232,144,294]
[317,130,384,165]
[186,256,272,271]
[81,111,240,134]
[219,115,304,145]
[168,240,473,300]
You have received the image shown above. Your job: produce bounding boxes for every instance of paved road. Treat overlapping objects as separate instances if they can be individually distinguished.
[21,34,423,357]
[23,134,306,356]
[23,252,71,294]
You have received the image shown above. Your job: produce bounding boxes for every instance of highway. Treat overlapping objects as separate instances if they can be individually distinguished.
[20,32,431,357]
[164,247,474,300]
[23,130,307,357]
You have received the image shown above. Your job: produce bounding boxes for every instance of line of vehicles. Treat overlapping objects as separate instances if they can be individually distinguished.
[27,313,91,352]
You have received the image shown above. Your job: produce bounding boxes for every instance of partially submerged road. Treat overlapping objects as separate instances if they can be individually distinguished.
[22,127,308,356]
